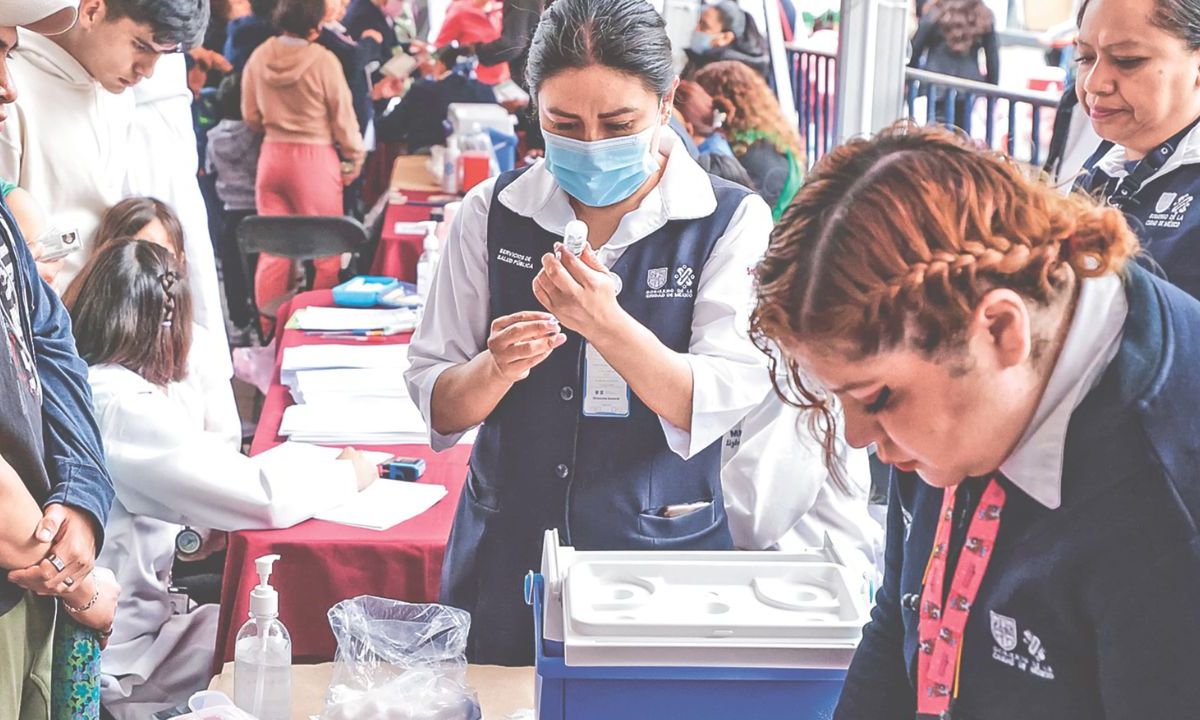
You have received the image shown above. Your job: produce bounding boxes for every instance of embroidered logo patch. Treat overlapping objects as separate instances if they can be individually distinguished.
[1172,193,1194,215]
[1156,192,1178,214]
[990,611,1056,681]
[646,265,696,299]
[990,611,1018,652]
[1148,192,1193,230]
[674,265,695,289]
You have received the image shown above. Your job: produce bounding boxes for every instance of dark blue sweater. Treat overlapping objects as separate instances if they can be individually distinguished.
[376,73,497,151]
[225,15,275,74]
[835,265,1200,719]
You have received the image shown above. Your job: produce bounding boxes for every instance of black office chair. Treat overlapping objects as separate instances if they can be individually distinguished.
[236,215,369,343]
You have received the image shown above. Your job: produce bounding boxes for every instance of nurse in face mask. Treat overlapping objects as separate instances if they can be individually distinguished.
[404,0,774,666]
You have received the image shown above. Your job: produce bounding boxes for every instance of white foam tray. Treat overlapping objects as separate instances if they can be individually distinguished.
[539,531,867,669]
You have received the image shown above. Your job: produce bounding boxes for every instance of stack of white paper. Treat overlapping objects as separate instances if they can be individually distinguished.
[280,343,410,385]
[287,367,411,405]
[292,306,418,333]
[280,400,429,445]
[315,480,448,531]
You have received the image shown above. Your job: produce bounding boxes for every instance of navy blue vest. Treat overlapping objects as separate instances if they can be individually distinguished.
[1078,130,1200,301]
[440,168,748,665]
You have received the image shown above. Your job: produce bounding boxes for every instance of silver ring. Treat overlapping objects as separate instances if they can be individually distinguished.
[48,554,66,573]
[63,576,75,588]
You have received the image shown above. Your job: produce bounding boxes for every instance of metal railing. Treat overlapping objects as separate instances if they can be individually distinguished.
[903,67,1061,166]
[785,42,837,168]
[784,39,1064,169]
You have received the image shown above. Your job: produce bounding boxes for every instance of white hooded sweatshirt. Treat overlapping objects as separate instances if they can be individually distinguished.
[128,53,231,375]
[0,29,133,287]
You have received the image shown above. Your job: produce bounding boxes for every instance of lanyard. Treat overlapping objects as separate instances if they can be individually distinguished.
[1108,117,1200,211]
[915,476,1007,719]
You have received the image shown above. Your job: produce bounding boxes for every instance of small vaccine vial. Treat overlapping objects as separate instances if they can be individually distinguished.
[563,220,588,256]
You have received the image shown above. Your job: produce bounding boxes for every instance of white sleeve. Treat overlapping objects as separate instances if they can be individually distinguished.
[403,179,495,451]
[0,98,23,189]
[125,61,231,378]
[659,194,774,459]
[100,389,358,531]
[193,326,242,446]
[720,395,828,550]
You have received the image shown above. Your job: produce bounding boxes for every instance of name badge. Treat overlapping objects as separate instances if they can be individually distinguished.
[582,343,630,418]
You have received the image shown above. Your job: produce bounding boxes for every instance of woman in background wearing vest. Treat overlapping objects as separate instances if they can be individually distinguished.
[404,0,773,666]
[1075,0,1200,299]
[755,123,1200,719]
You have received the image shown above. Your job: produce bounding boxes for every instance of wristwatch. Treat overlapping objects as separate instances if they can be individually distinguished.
[175,527,203,557]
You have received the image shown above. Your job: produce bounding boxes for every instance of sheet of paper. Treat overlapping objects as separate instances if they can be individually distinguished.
[315,480,448,531]
[280,400,429,444]
[280,344,410,385]
[293,307,418,332]
[286,367,411,404]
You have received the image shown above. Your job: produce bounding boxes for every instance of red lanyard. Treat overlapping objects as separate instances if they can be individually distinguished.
[916,476,1007,718]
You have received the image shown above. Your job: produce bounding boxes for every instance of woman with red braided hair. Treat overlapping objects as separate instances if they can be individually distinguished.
[752,122,1200,719]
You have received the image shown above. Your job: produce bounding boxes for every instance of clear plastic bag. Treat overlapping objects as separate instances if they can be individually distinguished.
[322,596,481,720]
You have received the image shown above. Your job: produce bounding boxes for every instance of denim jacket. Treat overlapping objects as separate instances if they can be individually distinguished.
[2,197,113,542]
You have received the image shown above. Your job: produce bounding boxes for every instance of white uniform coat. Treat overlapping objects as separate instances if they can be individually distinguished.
[92,327,359,719]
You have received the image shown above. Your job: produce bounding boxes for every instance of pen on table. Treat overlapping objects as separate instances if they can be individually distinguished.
[304,326,406,338]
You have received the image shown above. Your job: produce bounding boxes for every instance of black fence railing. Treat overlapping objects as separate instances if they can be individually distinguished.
[904,67,1061,166]
[785,43,1064,169]
[786,43,837,168]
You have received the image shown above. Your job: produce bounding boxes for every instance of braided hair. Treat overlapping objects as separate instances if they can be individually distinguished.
[751,122,1139,471]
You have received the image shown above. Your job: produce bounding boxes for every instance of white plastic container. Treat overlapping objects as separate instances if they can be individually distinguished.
[447,102,515,138]
[416,223,441,302]
[233,554,292,720]
[539,530,866,669]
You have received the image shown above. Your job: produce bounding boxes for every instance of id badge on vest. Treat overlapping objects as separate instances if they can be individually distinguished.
[582,343,630,417]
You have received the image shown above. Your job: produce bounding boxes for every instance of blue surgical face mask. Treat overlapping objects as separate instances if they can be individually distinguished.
[543,123,660,207]
[690,30,716,55]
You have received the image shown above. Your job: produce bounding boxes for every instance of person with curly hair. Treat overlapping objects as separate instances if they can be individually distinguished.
[909,0,999,131]
[753,122,1200,718]
[694,60,804,220]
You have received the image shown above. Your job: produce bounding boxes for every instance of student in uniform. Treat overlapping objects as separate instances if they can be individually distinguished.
[1074,0,1200,299]
[752,123,1200,719]
[65,240,379,719]
[404,0,773,666]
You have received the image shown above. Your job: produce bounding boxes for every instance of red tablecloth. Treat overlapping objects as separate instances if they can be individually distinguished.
[370,193,436,282]
[216,290,470,664]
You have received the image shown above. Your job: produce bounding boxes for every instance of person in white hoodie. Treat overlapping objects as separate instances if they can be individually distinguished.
[127,51,232,375]
[64,238,379,720]
[0,0,209,292]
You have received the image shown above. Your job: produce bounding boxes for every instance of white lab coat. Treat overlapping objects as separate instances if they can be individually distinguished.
[92,326,360,719]
[721,391,884,584]
[127,53,232,378]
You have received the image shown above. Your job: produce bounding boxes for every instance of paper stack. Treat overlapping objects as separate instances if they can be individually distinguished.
[289,306,418,334]
[280,343,410,386]
[280,400,430,445]
[288,367,410,405]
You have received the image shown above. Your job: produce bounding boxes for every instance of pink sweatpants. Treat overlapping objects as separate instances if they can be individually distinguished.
[254,141,344,317]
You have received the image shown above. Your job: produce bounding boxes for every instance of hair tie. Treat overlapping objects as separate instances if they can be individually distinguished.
[159,271,181,327]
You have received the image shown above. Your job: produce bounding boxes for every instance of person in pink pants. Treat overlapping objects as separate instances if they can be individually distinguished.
[242,0,366,325]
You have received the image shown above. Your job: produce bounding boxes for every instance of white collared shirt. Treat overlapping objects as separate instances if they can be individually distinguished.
[999,273,1129,509]
[1094,119,1200,184]
[405,133,774,458]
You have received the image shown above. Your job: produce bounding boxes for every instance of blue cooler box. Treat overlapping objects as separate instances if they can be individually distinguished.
[524,532,865,720]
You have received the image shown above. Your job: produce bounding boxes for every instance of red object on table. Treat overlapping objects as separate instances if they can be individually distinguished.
[460,153,492,193]
[215,290,470,664]
[371,192,436,283]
